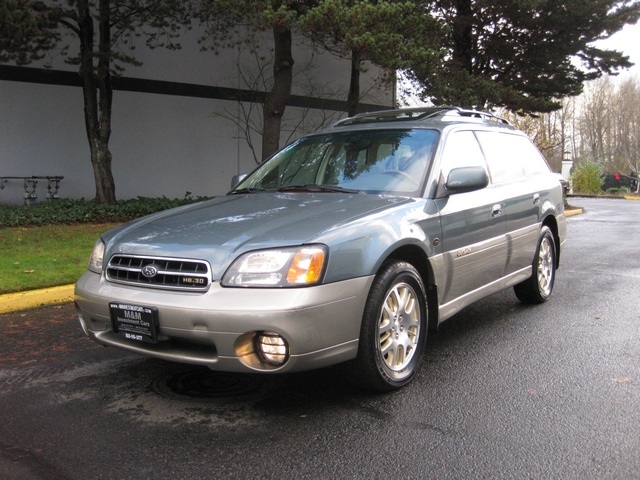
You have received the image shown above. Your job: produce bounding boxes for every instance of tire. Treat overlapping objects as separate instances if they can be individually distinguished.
[345,261,427,392]
[514,226,556,304]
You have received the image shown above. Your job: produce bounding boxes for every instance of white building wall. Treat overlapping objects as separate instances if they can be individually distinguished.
[0,30,393,205]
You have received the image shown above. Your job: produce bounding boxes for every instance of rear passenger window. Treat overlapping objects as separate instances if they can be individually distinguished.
[476,132,523,184]
[476,132,549,184]
[440,131,488,180]
[517,138,551,176]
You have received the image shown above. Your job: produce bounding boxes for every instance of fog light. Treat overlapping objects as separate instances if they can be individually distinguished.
[256,331,288,366]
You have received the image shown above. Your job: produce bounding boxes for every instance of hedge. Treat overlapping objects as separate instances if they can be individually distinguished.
[0,196,212,227]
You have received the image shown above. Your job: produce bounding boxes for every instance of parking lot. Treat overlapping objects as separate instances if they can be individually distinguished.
[1,197,638,480]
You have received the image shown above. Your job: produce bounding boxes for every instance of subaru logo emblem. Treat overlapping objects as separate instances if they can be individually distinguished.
[141,265,159,279]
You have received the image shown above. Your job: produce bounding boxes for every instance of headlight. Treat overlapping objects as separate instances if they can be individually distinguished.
[222,245,327,287]
[88,239,105,273]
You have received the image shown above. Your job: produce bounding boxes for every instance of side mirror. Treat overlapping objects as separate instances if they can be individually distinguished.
[231,174,247,189]
[443,167,489,195]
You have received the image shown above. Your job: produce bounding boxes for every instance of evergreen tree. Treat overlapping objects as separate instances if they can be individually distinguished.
[0,0,61,64]
[301,0,444,116]
[411,0,640,113]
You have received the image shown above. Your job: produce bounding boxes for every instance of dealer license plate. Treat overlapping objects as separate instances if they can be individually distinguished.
[109,303,158,343]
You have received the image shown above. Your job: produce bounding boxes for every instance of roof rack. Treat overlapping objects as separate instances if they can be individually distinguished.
[333,106,510,127]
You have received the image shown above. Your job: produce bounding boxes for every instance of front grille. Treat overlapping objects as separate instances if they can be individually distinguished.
[106,254,211,291]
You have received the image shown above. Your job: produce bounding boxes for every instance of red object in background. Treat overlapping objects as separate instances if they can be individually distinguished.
[614,173,621,181]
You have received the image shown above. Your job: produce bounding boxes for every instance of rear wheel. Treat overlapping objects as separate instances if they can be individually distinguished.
[346,261,427,392]
[514,226,556,304]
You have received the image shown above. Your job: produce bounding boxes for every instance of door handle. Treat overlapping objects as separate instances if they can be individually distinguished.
[533,193,540,204]
[491,204,503,217]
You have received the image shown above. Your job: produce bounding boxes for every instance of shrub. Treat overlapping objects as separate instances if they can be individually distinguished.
[571,161,604,195]
[0,195,212,227]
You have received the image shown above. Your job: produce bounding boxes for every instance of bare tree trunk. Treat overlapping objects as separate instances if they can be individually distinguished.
[347,49,361,117]
[261,26,293,161]
[77,0,116,204]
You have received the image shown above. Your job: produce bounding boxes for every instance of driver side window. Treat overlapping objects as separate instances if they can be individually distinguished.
[440,131,488,181]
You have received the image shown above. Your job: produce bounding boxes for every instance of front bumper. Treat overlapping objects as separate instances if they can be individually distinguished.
[75,271,373,373]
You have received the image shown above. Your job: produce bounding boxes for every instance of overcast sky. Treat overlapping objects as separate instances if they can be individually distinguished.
[597,21,640,77]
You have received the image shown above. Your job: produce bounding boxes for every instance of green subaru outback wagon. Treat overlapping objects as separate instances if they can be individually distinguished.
[75,107,567,391]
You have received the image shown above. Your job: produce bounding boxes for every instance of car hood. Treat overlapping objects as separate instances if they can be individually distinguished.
[105,193,412,276]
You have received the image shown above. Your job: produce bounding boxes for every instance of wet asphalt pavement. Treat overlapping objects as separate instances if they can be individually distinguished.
[1,197,638,479]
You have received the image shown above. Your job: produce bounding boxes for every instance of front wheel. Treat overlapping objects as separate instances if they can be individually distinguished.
[345,261,427,392]
[514,226,556,304]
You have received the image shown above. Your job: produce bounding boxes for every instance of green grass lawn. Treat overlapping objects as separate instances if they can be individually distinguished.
[0,223,119,294]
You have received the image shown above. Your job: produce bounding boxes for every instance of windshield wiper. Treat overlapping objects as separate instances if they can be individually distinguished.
[277,184,361,194]
[229,187,268,195]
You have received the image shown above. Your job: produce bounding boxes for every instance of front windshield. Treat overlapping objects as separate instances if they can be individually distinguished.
[232,129,439,196]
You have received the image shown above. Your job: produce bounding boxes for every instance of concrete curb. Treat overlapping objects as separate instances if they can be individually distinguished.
[565,207,584,217]
[0,284,74,315]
